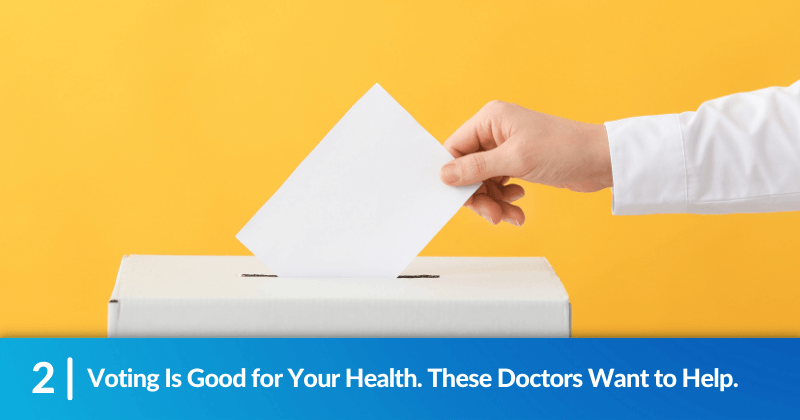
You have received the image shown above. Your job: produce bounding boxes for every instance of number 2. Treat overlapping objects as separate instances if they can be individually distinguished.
[32,362,54,394]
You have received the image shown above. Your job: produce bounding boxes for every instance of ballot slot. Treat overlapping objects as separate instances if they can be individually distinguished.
[239,274,440,278]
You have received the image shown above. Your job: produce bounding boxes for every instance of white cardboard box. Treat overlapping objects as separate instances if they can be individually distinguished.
[108,255,571,337]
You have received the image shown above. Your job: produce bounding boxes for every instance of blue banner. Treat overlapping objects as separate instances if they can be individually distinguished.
[1,339,796,419]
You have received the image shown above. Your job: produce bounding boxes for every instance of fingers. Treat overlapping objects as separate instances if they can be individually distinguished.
[443,110,491,158]
[442,100,525,226]
[499,201,525,227]
[485,182,503,203]
[440,148,508,186]
[443,100,511,158]
[464,181,526,227]
[441,101,519,187]
[500,183,524,202]
[468,194,503,225]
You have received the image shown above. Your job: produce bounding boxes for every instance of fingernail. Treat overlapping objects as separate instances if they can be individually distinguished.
[440,162,460,184]
[483,215,496,225]
[509,192,525,201]
[503,217,521,227]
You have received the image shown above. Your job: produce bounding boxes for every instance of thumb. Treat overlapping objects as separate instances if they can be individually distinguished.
[440,149,508,186]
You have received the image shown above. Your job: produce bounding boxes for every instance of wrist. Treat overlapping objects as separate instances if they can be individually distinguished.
[586,123,613,189]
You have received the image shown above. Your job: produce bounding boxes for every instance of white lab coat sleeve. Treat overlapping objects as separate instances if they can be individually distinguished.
[605,79,800,215]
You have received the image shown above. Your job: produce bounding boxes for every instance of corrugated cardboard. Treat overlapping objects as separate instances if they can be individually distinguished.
[108,255,570,337]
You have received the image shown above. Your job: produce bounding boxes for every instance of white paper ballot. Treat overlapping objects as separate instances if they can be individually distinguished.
[236,84,479,278]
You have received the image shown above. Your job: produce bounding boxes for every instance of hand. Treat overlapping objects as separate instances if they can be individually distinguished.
[440,101,612,226]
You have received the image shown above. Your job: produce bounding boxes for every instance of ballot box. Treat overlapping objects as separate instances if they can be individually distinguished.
[108,255,571,338]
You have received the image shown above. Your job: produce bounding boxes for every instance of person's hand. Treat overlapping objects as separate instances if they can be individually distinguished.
[440,101,612,226]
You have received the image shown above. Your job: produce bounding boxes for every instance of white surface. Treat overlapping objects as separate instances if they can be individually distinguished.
[108,255,571,338]
[236,84,480,278]
[606,79,800,214]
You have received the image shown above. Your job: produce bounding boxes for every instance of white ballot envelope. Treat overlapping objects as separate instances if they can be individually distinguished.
[236,83,479,278]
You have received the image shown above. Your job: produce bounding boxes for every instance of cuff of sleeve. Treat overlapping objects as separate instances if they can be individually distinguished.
[605,114,687,215]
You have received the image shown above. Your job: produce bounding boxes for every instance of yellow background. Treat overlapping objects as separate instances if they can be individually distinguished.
[2,1,799,337]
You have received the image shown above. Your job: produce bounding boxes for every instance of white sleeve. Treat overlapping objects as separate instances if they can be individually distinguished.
[605,79,800,215]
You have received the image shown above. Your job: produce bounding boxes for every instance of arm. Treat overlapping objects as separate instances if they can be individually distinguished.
[608,80,800,214]
[440,80,800,224]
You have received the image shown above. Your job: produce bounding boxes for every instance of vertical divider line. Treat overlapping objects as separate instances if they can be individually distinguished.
[67,357,73,401]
